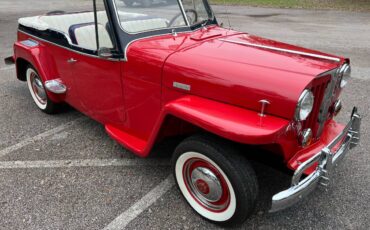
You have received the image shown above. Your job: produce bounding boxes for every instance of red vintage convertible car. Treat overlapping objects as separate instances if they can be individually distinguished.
[5,0,361,225]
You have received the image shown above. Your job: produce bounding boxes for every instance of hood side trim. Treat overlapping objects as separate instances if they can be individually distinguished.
[219,39,341,63]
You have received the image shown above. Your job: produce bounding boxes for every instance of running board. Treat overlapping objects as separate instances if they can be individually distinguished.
[105,124,148,156]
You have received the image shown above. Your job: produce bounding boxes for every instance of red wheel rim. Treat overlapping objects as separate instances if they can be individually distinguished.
[182,157,231,212]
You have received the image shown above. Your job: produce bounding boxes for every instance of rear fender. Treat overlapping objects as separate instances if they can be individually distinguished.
[14,40,63,103]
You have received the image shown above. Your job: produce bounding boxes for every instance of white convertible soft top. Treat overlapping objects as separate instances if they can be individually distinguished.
[18,12,113,50]
[19,16,49,31]
[18,12,108,34]
[18,11,169,49]
[18,11,169,35]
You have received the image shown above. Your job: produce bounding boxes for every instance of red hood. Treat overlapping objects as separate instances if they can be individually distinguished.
[163,31,343,119]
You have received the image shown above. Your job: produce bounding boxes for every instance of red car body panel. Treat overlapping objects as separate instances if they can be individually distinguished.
[14,39,63,103]
[14,24,347,171]
[115,27,241,142]
[163,32,341,119]
[288,119,346,174]
[70,51,125,126]
[17,32,126,127]
[106,95,289,157]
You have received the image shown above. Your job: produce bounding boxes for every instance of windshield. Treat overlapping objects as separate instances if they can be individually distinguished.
[113,0,213,33]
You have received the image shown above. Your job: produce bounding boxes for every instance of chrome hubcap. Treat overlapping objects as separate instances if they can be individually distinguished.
[31,73,47,105]
[183,158,230,211]
[191,167,222,202]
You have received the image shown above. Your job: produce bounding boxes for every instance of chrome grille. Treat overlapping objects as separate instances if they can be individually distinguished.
[302,74,332,138]
[317,69,341,137]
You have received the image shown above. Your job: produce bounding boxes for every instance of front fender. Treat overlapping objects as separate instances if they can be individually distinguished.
[105,95,290,158]
[164,96,289,145]
[14,40,63,103]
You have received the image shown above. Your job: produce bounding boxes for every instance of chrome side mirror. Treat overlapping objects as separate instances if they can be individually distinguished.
[98,47,113,59]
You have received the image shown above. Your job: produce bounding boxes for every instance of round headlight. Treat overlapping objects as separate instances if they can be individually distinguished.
[339,64,351,88]
[295,89,314,121]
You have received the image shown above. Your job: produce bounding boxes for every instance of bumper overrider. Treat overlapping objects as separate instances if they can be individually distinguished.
[270,107,361,212]
[4,56,15,65]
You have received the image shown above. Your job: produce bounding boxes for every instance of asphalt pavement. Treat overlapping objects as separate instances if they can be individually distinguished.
[0,1,369,229]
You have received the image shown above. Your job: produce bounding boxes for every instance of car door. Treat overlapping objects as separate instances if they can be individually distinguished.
[68,5,125,126]
[71,53,124,125]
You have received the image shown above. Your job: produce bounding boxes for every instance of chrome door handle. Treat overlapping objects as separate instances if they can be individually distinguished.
[67,58,77,63]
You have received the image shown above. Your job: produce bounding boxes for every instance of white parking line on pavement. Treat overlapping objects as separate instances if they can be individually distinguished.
[0,158,170,169]
[0,117,86,159]
[0,66,15,71]
[103,175,175,230]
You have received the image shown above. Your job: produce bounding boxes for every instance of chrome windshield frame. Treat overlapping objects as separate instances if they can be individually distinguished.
[104,0,218,60]
[111,0,216,35]
[112,0,195,35]
[178,0,190,26]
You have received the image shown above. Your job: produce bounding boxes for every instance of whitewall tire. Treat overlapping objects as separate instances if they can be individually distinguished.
[26,66,59,114]
[175,151,237,222]
[172,135,258,226]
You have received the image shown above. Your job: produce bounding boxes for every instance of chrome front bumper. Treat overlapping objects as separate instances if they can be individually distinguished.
[270,107,361,212]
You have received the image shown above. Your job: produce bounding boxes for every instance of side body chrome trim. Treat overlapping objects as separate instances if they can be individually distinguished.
[219,38,341,63]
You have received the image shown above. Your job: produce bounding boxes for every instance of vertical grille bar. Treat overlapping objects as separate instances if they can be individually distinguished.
[302,75,331,138]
